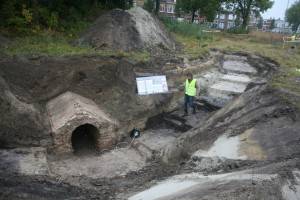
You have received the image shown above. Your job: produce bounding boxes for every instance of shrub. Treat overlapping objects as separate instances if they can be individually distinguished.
[144,0,154,12]
[227,27,250,34]
[161,17,209,37]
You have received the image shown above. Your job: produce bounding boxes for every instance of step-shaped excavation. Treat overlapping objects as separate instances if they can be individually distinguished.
[196,53,270,107]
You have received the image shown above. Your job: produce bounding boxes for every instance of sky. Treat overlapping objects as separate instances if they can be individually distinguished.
[262,0,298,19]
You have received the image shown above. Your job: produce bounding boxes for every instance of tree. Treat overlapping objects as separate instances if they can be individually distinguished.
[225,0,273,30]
[176,0,221,23]
[99,0,133,9]
[144,0,154,13]
[0,0,134,33]
[270,18,275,30]
[286,1,300,32]
[155,0,160,14]
[257,16,263,29]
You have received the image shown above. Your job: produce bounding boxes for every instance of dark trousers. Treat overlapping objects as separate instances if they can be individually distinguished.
[184,94,196,114]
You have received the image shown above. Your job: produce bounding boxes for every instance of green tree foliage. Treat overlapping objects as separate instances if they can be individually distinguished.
[286,1,300,32]
[100,0,133,9]
[0,0,133,34]
[144,0,155,12]
[270,18,275,30]
[155,0,160,14]
[225,0,273,29]
[143,0,160,15]
[176,0,221,23]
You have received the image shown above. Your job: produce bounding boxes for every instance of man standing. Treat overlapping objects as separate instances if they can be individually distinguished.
[184,73,197,115]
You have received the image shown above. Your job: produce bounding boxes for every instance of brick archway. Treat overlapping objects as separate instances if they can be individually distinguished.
[46,92,118,154]
[71,123,99,154]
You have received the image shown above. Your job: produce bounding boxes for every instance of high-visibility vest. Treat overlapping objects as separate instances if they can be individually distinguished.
[185,79,196,96]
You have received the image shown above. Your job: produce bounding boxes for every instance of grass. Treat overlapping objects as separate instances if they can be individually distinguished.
[175,34,210,60]
[162,17,209,38]
[0,34,95,56]
[0,33,150,62]
[165,20,300,107]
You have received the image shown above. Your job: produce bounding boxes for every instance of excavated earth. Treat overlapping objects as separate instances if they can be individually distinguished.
[0,8,299,199]
[1,49,299,200]
[77,7,175,51]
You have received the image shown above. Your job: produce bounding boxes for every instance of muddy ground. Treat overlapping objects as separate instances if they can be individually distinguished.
[0,54,182,148]
[0,50,299,200]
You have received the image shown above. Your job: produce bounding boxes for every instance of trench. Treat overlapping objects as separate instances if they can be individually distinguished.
[1,52,299,200]
[123,54,300,200]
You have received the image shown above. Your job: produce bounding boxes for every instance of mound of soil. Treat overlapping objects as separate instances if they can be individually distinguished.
[0,56,174,148]
[77,7,175,51]
[0,76,51,147]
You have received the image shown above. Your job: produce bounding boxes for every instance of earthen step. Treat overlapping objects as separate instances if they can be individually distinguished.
[223,60,257,75]
[220,74,251,84]
[208,81,247,98]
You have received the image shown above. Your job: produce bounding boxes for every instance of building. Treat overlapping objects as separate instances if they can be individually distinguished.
[262,19,273,31]
[213,12,261,30]
[159,0,176,17]
[213,12,236,30]
[261,18,293,33]
[248,14,260,30]
[271,19,286,33]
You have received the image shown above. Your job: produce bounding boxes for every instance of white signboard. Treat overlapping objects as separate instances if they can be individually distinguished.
[136,76,168,95]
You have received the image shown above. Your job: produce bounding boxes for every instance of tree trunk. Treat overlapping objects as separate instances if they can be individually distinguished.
[191,10,196,23]
[242,16,248,30]
[241,0,252,30]
[155,0,160,14]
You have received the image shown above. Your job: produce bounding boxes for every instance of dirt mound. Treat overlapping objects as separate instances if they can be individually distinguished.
[77,7,175,51]
[0,76,51,148]
[0,56,174,148]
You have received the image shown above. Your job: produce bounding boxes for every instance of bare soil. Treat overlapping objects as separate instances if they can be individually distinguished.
[0,50,299,200]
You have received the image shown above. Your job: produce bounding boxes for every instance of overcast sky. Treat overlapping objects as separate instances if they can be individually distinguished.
[262,0,298,19]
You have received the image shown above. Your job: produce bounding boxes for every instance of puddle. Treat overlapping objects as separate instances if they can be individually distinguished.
[281,171,300,200]
[193,134,246,160]
[128,171,277,200]
[128,180,198,200]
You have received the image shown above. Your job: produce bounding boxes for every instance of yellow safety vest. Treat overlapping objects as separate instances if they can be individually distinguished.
[185,79,196,96]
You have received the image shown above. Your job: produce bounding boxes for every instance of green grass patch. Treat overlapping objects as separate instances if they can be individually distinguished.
[0,33,150,62]
[161,18,219,60]
[162,17,208,38]
[175,34,210,60]
[0,33,95,56]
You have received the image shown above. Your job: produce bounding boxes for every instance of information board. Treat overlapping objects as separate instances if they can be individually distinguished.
[136,76,168,95]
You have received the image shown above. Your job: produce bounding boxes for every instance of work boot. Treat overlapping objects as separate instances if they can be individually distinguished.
[183,109,188,116]
[193,108,196,114]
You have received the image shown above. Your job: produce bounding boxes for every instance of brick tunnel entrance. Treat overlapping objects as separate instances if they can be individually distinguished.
[71,124,99,154]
